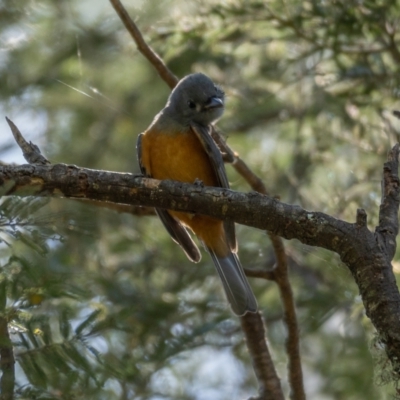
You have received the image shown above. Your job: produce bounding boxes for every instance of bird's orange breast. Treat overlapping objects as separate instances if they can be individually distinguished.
[140,126,228,257]
[141,127,218,186]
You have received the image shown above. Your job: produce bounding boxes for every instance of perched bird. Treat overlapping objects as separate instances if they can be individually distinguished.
[137,73,257,315]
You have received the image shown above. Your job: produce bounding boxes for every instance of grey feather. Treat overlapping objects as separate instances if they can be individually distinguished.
[208,249,258,315]
[155,209,201,263]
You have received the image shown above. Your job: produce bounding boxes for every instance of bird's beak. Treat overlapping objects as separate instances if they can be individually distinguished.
[204,96,224,110]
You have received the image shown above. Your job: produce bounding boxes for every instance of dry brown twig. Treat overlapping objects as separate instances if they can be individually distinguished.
[109,0,178,89]
[5,117,153,216]
[6,117,50,165]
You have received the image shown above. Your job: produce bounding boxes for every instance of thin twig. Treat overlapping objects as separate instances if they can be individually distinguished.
[244,268,275,280]
[5,117,50,165]
[269,235,305,400]
[211,129,269,194]
[5,117,155,218]
[109,0,178,89]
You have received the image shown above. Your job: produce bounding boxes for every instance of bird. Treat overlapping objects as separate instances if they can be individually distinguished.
[137,73,257,316]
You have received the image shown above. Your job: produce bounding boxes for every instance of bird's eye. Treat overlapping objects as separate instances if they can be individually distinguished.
[188,100,196,109]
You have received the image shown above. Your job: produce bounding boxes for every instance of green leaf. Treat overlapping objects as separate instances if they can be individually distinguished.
[75,309,102,336]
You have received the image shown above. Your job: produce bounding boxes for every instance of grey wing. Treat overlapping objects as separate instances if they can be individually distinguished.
[136,133,147,176]
[136,133,201,263]
[190,123,237,252]
[155,209,201,263]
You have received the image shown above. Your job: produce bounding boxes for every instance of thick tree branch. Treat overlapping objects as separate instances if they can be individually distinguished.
[0,164,349,247]
[2,159,400,377]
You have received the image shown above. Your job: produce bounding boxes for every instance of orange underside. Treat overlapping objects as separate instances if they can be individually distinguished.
[141,127,229,257]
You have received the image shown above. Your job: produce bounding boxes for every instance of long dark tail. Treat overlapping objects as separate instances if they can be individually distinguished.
[208,249,257,316]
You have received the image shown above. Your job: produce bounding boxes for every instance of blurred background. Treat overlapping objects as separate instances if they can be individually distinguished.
[1,0,400,398]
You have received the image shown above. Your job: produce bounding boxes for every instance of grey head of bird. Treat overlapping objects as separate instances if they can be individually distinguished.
[165,73,225,127]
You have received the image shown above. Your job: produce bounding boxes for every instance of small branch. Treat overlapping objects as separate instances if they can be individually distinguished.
[5,118,154,218]
[211,129,269,195]
[5,117,50,165]
[234,156,269,195]
[268,235,305,400]
[0,315,15,400]
[376,143,400,261]
[109,0,178,89]
[241,312,284,400]
[244,268,275,280]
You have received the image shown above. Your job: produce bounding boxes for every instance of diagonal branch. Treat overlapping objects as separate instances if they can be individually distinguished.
[268,236,305,400]
[241,312,284,400]
[5,118,152,216]
[6,117,49,165]
[109,0,178,89]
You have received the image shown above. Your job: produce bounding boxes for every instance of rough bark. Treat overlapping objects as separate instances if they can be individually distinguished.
[1,157,400,378]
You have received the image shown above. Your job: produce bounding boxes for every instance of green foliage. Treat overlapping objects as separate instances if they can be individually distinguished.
[1,0,399,398]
